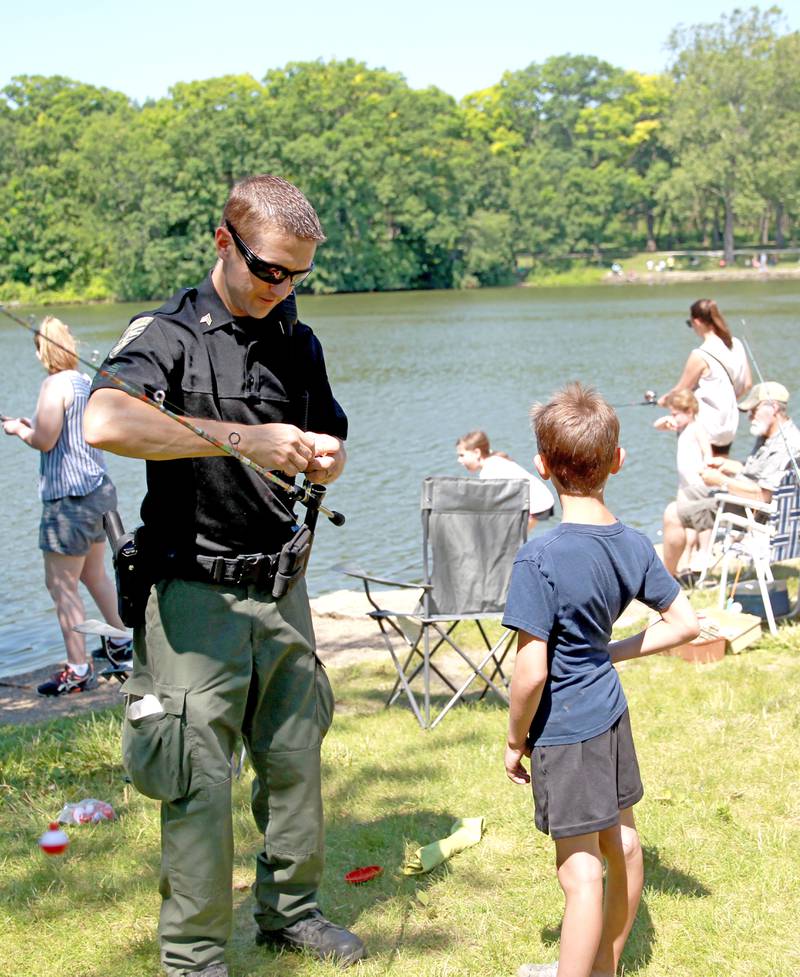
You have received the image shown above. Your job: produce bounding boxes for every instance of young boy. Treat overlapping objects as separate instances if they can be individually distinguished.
[502,383,699,977]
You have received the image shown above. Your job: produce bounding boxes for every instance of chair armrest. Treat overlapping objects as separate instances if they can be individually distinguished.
[713,491,776,516]
[335,563,430,591]
[335,563,429,616]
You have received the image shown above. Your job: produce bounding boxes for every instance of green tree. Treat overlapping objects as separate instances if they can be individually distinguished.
[662,6,785,262]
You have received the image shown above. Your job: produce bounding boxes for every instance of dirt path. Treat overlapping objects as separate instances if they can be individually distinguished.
[0,589,404,727]
[0,588,651,726]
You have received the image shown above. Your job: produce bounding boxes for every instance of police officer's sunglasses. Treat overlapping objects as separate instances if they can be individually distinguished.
[225,220,314,287]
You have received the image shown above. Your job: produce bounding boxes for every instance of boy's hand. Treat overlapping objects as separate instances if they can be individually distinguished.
[505,743,531,785]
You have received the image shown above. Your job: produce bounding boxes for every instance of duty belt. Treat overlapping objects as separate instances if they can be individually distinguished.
[191,552,279,588]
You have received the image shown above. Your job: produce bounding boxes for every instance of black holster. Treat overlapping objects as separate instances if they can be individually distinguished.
[272,524,313,600]
[104,511,152,628]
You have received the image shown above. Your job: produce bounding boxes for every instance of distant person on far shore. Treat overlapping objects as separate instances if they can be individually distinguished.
[658,298,752,456]
[2,316,130,696]
[456,430,555,532]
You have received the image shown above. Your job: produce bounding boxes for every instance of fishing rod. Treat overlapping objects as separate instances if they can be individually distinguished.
[0,304,345,526]
[740,322,800,486]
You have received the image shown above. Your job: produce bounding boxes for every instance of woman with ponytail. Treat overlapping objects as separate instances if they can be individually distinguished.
[658,299,752,455]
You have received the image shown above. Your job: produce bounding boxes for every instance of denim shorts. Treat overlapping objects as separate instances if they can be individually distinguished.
[39,475,117,556]
[531,709,643,839]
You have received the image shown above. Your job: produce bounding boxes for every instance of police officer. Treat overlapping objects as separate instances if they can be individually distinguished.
[84,175,364,977]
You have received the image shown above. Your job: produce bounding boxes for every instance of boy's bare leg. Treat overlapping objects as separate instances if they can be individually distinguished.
[691,528,712,573]
[554,832,604,977]
[662,502,687,575]
[592,808,644,976]
[680,528,698,571]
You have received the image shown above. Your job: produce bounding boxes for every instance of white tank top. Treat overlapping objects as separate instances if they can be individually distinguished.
[695,335,747,446]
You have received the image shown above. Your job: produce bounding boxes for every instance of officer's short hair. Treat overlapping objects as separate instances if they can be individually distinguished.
[222,174,326,243]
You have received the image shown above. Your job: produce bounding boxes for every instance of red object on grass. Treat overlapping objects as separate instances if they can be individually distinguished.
[345,865,382,884]
[39,822,70,855]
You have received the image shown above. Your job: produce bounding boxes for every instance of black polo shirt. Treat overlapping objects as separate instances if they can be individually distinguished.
[92,274,347,558]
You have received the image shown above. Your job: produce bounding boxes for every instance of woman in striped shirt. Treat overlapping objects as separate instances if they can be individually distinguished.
[3,317,129,696]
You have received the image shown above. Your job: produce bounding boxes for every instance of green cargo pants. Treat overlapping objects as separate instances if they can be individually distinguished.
[121,576,335,977]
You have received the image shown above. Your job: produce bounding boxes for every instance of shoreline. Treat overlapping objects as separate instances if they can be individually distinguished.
[600,267,800,286]
[3,266,799,309]
[0,588,651,726]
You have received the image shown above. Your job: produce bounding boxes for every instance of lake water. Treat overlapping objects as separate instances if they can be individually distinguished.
[2,279,798,675]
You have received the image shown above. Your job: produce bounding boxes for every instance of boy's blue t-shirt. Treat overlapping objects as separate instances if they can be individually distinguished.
[502,521,680,747]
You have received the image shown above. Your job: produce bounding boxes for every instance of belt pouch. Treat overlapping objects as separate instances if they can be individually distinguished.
[271,525,313,600]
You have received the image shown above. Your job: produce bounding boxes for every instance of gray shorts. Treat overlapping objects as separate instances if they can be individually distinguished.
[676,483,717,532]
[39,475,117,556]
[531,709,643,839]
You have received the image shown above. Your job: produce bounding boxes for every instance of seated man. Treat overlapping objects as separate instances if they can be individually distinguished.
[661,381,800,579]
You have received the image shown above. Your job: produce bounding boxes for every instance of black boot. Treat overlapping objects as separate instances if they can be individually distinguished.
[256,910,366,967]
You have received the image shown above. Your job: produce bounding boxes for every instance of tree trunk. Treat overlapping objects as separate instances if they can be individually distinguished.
[645,210,657,252]
[775,202,786,249]
[760,210,769,246]
[723,195,735,264]
[711,215,721,250]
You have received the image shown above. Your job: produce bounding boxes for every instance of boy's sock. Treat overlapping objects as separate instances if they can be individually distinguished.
[71,662,89,677]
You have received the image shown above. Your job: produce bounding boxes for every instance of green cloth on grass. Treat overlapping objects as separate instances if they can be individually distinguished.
[401,817,485,875]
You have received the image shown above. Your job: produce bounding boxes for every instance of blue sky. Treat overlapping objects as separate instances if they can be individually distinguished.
[1,1,796,103]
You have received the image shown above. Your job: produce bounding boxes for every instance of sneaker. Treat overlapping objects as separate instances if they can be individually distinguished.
[37,663,97,696]
[185,965,228,977]
[106,637,133,667]
[256,910,366,967]
[517,964,558,977]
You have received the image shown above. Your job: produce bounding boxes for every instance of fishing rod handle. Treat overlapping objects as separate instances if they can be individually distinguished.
[0,306,347,524]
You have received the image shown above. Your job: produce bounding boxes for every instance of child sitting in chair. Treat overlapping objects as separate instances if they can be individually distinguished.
[502,382,699,977]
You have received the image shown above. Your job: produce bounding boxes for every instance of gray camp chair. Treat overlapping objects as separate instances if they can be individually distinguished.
[340,476,529,729]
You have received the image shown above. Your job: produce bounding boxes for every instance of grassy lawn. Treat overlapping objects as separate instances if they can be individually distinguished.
[2,618,799,977]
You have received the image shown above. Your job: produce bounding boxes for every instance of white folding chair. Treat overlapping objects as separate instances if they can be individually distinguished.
[697,466,800,635]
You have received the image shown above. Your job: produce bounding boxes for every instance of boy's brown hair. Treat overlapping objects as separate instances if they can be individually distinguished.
[664,389,698,414]
[531,382,619,495]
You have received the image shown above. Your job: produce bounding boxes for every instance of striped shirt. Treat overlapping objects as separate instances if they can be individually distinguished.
[39,371,106,500]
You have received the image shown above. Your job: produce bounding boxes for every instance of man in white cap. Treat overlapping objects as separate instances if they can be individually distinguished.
[661,381,800,579]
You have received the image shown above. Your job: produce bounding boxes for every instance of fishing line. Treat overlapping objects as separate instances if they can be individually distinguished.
[0,305,345,526]
[741,322,800,486]
[611,390,658,409]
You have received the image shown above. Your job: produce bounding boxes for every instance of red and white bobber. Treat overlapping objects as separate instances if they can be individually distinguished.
[38,822,70,855]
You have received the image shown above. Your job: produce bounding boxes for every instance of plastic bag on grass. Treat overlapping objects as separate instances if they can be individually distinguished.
[58,799,116,824]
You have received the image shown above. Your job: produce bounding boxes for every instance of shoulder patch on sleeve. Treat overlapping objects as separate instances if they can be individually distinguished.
[109,316,155,359]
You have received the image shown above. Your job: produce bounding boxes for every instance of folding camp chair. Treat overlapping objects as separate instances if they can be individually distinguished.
[696,465,800,635]
[340,476,529,729]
